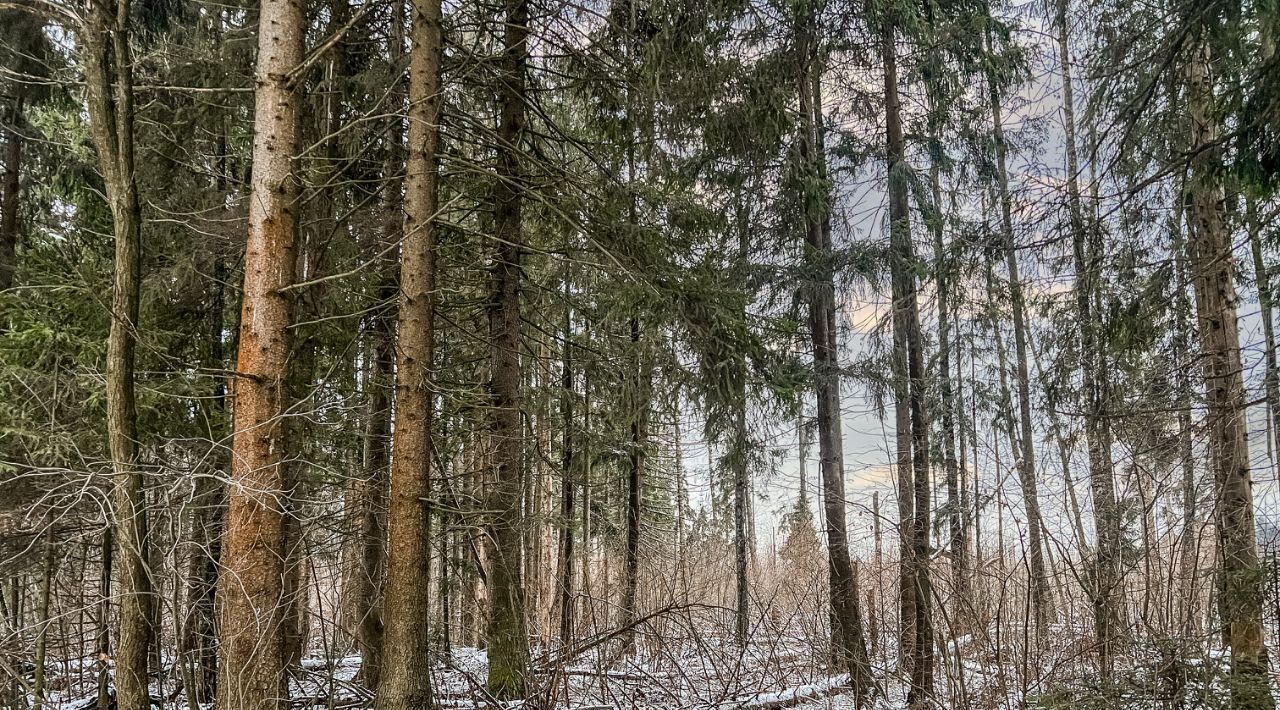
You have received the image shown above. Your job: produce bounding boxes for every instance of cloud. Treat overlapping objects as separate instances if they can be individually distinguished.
[847,463,895,491]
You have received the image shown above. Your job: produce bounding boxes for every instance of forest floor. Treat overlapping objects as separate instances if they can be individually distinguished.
[32,625,1280,709]
[39,638,907,710]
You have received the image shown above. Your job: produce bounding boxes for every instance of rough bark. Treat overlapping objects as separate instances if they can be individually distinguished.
[797,18,871,696]
[347,299,391,688]
[215,0,304,702]
[1184,39,1275,710]
[180,244,227,708]
[1170,192,1202,639]
[619,315,646,654]
[336,0,391,684]
[732,194,750,647]
[376,0,442,702]
[733,377,749,646]
[580,370,594,630]
[96,530,111,710]
[534,338,557,645]
[955,322,972,596]
[82,2,151,705]
[0,94,21,292]
[485,0,530,692]
[32,544,52,710]
[883,22,934,704]
[557,302,577,643]
[674,413,689,602]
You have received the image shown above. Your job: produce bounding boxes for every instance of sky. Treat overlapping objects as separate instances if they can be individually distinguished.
[675,6,1280,561]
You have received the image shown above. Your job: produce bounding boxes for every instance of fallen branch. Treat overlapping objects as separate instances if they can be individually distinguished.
[535,602,721,670]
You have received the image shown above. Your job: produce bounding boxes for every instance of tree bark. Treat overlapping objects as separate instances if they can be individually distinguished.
[581,370,594,632]
[956,322,972,598]
[376,0,442,702]
[96,529,112,710]
[733,376,749,646]
[0,94,21,292]
[618,315,646,654]
[1247,201,1280,481]
[883,21,934,704]
[485,0,530,692]
[556,299,576,643]
[1054,0,1122,678]
[534,337,557,645]
[732,191,750,647]
[216,0,304,702]
[797,17,871,696]
[82,1,151,705]
[1184,38,1275,710]
[180,242,227,708]
[931,158,966,626]
[1170,190,1202,639]
[347,302,391,687]
[985,46,1051,633]
[32,544,53,710]
[340,0,396,689]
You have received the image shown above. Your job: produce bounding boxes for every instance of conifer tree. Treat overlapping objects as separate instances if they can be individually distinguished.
[216,0,305,703]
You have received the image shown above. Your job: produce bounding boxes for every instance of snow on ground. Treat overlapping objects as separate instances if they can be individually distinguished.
[26,629,1280,709]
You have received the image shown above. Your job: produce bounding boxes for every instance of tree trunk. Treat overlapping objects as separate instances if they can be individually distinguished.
[733,377,749,646]
[180,243,227,707]
[535,337,556,645]
[931,158,966,626]
[675,411,689,603]
[0,94,21,292]
[797,17,871,695]
[956,321,972,601]
[1184,38,1275,709]
[581,369,594,634]
[216,0,304,701]
[883,21,934,704]
[340,2,402,690]
[619,315,646,654]
[1054,0,1122,676]
[32,544,53,710]
[986,50,1051,633]
[181,131,231,697]
[82,2,151,705]
[1170,190,1202,639]
[1057,428,1090,552]
[96,529,112,710]
[346,303,392,687]
[732,191,750,647]
[557,299,576,643]
[485,0,530,692]
[377,0,442,702]
[1247,201,1280,481]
